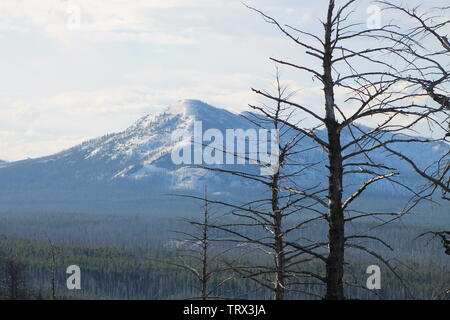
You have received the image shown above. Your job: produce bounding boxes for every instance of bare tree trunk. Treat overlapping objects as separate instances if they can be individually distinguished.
[324,120,344,300]
[47,236,57,300]
[323,0,344,300]
[272,169,285,300]
[200,189,209,300]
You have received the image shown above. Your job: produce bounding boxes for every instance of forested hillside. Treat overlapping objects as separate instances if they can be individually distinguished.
[0,235,448,300]
[0,211,448,300]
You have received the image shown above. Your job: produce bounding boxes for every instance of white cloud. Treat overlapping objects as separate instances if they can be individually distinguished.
[0,0,242,44]
[0,1,191,43]
[0,69,264,161]
[0,0,447,161]
[0,129,87,161]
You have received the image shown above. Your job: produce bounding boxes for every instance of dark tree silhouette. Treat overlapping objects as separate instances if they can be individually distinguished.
[0,256,30,300]
[240,0,448,299]
[169,188,232,300]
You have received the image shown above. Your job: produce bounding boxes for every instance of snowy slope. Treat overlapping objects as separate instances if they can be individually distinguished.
[0,99,447,214]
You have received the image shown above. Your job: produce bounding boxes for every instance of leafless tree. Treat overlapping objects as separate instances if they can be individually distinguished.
[47,235,58,300]
[375,2,449,256]
[186,68,327,300]
[241,0,448,299]
[169,187,232,300]
[376,1,449,201]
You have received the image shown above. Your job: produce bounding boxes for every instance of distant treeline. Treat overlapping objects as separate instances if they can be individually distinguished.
[0,234,448,300]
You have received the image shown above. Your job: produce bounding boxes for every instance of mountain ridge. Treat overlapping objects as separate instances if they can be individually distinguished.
[0,99,447,215]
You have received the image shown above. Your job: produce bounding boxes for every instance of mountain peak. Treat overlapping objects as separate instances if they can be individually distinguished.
[130,99,231,131]
[166,99,224,118]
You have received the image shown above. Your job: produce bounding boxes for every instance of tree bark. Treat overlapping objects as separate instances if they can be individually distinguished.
[323,0,345,300]
[201,192,209,300]
[324,120,345,300]
[272,169,285,300]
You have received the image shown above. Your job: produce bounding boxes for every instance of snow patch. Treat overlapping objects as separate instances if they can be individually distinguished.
[130,164,166,178]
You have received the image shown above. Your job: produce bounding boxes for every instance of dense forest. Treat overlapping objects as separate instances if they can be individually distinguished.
[0,210,448,300]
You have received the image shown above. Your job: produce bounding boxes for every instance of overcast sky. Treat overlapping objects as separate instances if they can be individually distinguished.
[0,0,447,161]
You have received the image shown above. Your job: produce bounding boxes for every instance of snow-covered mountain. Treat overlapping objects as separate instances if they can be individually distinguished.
[75,99,257,186]
[0,99,447,215]
[0,100,260,214]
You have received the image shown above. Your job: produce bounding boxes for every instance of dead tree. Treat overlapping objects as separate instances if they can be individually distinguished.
[375,2,450,255]
[170,188,232,300]
[186,69,327,300]
[376,1,449,202]
[47,235,58,300]
[244,0,448,299]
